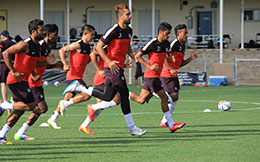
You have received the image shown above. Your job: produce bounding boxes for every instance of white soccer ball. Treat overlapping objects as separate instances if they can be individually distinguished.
[218,100,231,111]
[54,81,60,86]
[43,81,49,86]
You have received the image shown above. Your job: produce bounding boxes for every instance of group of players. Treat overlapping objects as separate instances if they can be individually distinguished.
[0,3,197,144]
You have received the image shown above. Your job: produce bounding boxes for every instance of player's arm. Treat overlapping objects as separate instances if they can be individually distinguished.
[59,42,80,72]
[3,41,28,82]
[164,58,178,76]
[180,51,198,67]
[36,53,57,68]
[96,40,119,74]
[127,45,136,61]
[90,47,105,78]
[135,51,160,72]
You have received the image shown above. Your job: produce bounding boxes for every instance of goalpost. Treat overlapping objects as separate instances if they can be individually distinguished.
[234,58,260,85]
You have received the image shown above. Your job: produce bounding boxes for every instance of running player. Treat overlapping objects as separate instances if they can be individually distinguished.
[13,24,60,140]
[76,4,146,136]
[0,30,15,115]
[0,19,45,144]
[159,24,198,128]
[47,24,96,129]
[130,22,178,132]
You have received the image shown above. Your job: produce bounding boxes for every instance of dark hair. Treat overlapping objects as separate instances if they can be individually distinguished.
[81,24,95,34]
[158,22,172,34]
[44,24,59,33]
[28,19,44,34]
[174,24,187,36]
[114,4,129,17]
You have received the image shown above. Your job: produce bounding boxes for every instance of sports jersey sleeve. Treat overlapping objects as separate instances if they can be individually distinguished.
[100,24,118,45]
[140,38,156,55]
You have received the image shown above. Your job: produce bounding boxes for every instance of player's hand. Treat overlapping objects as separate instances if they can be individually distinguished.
[109,60,119,75]
[47,53,56,64]
[12,71,23,82]
[56,61,63,69]
[98,70,105,79]
[170,69,179,76]
[191,51,198,60]
[125,60,133,68]
[149,64,160,72]
[63,64,70,72]
[31,73,40,81]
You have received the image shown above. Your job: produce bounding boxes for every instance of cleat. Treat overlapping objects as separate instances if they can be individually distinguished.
[160,121,169,127]
[0,137,7,144]
[169,122,186,133]
[88,104,96,122]
[130,126,147,136]
[14,134,35,141]
[47,119,61,129]
[79,125,96,135]
[62,80,80,95]
[59,100,67,117]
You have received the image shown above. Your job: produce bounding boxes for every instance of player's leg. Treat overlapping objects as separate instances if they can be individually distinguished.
[1,82,8,102]
[160,92,178,126]
[79,97,103,134]
[0,110,25,144]
[115,81,146,136]
[88,93,120,122]
[15,87,48,140]
[130,88,152,104]
[47,91,73,129]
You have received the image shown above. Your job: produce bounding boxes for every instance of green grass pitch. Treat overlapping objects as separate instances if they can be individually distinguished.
[0,85,260,162]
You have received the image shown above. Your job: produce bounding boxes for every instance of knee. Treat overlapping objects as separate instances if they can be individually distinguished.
[40,106,48,113]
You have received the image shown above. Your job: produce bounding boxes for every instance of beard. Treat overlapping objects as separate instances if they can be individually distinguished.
[124,19,131,25]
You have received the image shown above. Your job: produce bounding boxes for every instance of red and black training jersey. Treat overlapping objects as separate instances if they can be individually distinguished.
[161,39,185,78]
[100,24,132,69]
[28,40,51,88]
[141,38,170,78]
[7,37,41,84]
[0,39,15,60]
[66,39,91,80]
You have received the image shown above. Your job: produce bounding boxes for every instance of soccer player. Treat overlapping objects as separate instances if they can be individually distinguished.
[0,30,15,114]
[159,24,198,128]
[80,4,146,136]
[47,24,96,129]
[130,22,178,132]
[79,48,132,134]
[13,24,60,140]
[0,19,45,144]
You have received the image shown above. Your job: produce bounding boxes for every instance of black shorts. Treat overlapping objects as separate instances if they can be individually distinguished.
[31,86,45,104]
[160,77,180,94]
[143,78,163,93]
[104,67,126,86]
[8,81,34,104]
[0,63,9,83]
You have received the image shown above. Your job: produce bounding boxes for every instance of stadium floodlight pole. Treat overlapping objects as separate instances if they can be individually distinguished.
[66,0,70,45]
[40,0,44,20]
[219,0,223,64]
[241,0,244,49]
[152,0,155,38]
[128,0,133,85]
